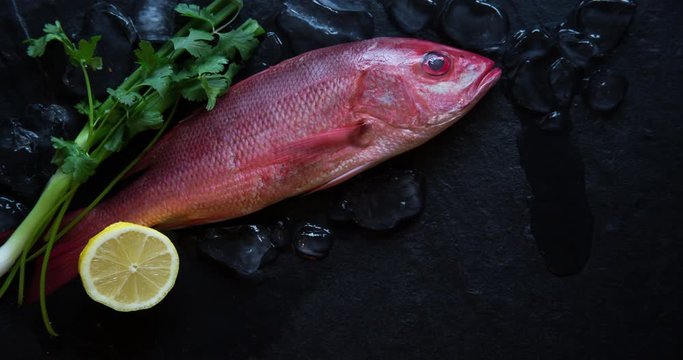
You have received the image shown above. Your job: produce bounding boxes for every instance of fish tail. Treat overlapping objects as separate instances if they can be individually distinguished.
[26,206,115,302]
[0,228,12,245]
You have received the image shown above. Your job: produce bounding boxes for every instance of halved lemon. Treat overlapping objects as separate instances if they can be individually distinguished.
[78,222,180,312]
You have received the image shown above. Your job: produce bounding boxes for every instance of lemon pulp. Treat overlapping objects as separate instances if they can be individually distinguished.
[78,222,179,311]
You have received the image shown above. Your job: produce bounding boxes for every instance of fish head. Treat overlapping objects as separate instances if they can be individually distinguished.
[356,38,501,133]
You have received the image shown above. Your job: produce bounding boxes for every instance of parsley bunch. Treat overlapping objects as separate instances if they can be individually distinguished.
[0,0,263,335]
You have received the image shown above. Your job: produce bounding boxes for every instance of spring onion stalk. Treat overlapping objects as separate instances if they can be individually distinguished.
[0,0,263,333]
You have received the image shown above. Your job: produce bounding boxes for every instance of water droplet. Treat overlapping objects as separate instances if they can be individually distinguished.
[385,0,438,34]
[585,70,628,111]
[294,223,333,259]
[440,0,509,52]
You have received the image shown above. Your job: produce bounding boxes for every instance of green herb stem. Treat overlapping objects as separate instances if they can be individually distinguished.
[39,185,77,337]
[0,172,72,279]
[1,0,260,335]
[81,65,96,142]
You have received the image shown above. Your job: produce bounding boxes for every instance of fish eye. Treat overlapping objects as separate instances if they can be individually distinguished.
[422,52,451,76]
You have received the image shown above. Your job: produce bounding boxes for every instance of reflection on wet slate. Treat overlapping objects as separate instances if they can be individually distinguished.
[536,110,570,133]
[440,0,508,52]
[586,70,628,111]
[332,169,425,231]
[294,223,333,259]
[503,0,637,275]
[276,0,374,55]
[62,2,138,98]
[198,225,278,276]
[385,0,438,34]
[133,0,177,43]
[518,127,593,275]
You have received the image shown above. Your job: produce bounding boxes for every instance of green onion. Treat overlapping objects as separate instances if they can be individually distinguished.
[0,0,264,335]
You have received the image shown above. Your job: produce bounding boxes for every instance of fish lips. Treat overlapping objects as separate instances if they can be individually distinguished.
[474,66,502,98]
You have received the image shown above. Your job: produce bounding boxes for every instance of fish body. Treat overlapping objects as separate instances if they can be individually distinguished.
[39,37,500,294]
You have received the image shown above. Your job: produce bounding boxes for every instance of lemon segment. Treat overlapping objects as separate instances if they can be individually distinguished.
[78,222,179,312]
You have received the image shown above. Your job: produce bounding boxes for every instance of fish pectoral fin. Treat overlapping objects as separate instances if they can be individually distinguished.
[264,121,372,166]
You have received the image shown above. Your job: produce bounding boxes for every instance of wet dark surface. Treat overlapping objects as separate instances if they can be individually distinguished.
[1,0,683,359]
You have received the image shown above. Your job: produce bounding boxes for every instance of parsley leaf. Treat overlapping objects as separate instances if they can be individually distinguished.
[202,75,229,110]
[107,88,142,106]
[103,127,125,153]
[26,37,49,57]
[180,78,206,102]
[179,63,239,110]
[195,54,229,75]
[171,29,214,57]
[51,137,97,183]
[66,36,103,69]
[140,65,174,95]
[75,99,102,115]
[127,110,164,134]
[134,40,163,71]
[216,19,264,59]
[174,3,217,28]
[26,21,70,57]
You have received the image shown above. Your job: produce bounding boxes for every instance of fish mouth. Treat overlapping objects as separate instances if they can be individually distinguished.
[463,65,501,109]
[475,66,502,94]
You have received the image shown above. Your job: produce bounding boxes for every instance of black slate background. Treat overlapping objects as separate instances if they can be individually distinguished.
[1,0,682,359]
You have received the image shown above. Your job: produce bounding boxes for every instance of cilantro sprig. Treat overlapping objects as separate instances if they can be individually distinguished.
[0,0,263,336]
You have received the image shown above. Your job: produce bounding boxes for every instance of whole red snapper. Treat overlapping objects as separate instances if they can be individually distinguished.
[36,37,501,295]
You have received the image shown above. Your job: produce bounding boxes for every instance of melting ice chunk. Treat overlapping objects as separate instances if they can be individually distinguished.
[294,223,333,259]
[332,169,425,231]
[198,225,277,276]
[276,0,374,55]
